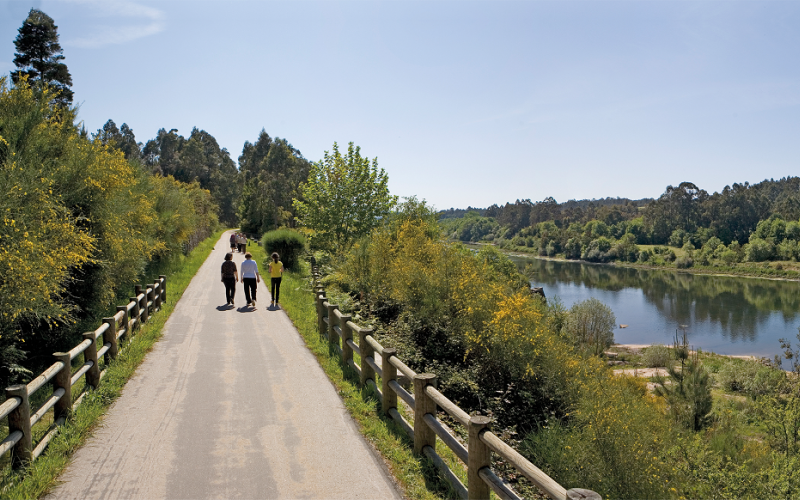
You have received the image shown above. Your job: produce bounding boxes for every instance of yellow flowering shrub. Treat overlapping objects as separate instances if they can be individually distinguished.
[0,77,218,384]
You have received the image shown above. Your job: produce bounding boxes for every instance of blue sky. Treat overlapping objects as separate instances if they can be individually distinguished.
[1,0,798,210]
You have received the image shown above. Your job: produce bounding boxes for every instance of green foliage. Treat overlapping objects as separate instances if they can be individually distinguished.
[745,236,775,262]
[642,344,672,367]
[93,119,141,161]
[294,142,397,252]
[522,374,673,499]
[261,228,306,270]
[716,358,785,398]
[562,298,615,356]
[11,9,73,106]
[654,333,713,431]
[439,211,498,242]
[0,77,218,387]
[237,130,311,233]
[142,127,238,225]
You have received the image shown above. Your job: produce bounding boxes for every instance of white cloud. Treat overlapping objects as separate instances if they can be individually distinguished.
[61,0,165,48]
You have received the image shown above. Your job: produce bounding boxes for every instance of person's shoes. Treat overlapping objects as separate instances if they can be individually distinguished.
[231,299,235,306]
[252,300,256,307]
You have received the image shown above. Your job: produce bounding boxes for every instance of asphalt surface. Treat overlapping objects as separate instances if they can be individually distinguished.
[48,231,401,500]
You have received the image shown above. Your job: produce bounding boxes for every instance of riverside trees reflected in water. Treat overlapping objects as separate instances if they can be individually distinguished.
[517,257,800,359]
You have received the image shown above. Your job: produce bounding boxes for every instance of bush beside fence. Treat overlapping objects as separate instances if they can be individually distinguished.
[311,267,600,500]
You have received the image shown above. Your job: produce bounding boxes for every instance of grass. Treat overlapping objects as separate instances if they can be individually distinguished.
[249,244,467,500]
[0,230,225,499]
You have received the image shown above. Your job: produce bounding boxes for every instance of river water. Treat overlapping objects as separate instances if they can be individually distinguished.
[512,256,800,359]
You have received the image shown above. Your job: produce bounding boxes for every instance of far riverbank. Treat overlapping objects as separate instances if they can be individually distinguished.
[463,241,800,283]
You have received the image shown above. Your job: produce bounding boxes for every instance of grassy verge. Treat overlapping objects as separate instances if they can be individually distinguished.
[0,230,225,499]
[251,244,464,500]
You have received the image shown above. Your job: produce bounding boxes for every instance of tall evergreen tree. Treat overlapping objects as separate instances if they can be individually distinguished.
[93,119,142,161]
[238,130,312,235]
[12,9,73,106]
[142,128,238,225]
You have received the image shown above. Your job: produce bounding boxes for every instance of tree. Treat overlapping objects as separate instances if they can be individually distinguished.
[654,331,712,431]
[142,127,238,225]
[238,130,312,234]
[294,142,397,251]
[94,120,142,161]
[12,9,73,106]
[563,298,616,355]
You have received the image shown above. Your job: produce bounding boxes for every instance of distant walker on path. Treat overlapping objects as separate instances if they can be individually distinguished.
[241,252,260,307]
[268,252,284,308]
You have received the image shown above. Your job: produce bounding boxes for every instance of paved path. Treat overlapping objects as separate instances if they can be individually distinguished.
[48,232,401,500]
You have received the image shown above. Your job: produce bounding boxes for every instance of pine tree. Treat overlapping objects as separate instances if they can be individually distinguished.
[12,9,74,106]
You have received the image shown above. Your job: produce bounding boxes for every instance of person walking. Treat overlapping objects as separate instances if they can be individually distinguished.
[268,252,284,308]
[229,233,237,253]
[220,253,238,306]
[240,252,261,307]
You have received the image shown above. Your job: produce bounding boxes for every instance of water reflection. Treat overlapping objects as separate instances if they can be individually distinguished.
[515,257,800,359]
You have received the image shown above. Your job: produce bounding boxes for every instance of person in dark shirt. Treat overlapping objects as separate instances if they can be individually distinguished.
[221,252,238,306]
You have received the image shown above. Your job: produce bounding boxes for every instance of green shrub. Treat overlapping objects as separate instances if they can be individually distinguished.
[642,344,672,367]
[262,228,306,270]
[675,256,694,269]
[745,237,775,262]
[715,358,785,398]
[563,298,615,356]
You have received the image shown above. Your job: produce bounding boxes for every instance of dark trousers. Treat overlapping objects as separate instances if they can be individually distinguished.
[243,277,257,304]
[271,277,282,303]
[223,277,236,304]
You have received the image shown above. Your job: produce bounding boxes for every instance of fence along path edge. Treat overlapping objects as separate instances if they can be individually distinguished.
[0,277,167,469]
[312,267,601,500]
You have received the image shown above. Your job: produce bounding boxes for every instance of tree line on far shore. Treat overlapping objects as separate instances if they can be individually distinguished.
[442,179,800,271]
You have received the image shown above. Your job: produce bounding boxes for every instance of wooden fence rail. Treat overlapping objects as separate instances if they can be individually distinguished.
[312,268,600,500]
[0,276,167,469]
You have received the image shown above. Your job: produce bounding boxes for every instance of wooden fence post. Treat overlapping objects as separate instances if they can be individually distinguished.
[381,347,398,415]
[103,317,118,363]
[468,416,492,500]
[144,286,156,319]
[5,384,32,468]
[117,306,129,339]
[340,315,353,364]
[82,332,101,388]
[359,328,375,386]
[130,297,140,331]
[160,275,167,303]
[316,293,327,338]
[413,373,437,454]
[53,352,72,421]
[136,285,149,324]
[152,281,160,311]
[327,304,339,350]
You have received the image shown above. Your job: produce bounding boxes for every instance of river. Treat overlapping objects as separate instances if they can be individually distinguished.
[510,255,800,360]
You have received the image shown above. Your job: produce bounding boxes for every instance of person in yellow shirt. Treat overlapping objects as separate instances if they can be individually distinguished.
[268,252,284,308]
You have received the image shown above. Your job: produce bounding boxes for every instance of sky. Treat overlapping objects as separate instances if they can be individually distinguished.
[1,0,798,211]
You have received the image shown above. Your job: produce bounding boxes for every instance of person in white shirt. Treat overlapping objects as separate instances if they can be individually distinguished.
[240,252,261,307]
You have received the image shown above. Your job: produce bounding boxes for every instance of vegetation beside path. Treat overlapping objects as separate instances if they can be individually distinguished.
[248,242,461,500]
[0,230,224,499]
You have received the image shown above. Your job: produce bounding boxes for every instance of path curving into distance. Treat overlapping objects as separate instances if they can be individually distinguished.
[48,231,400,500]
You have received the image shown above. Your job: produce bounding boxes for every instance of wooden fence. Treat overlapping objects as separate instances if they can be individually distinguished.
[0,276,167,469]
[312,268,600,500]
